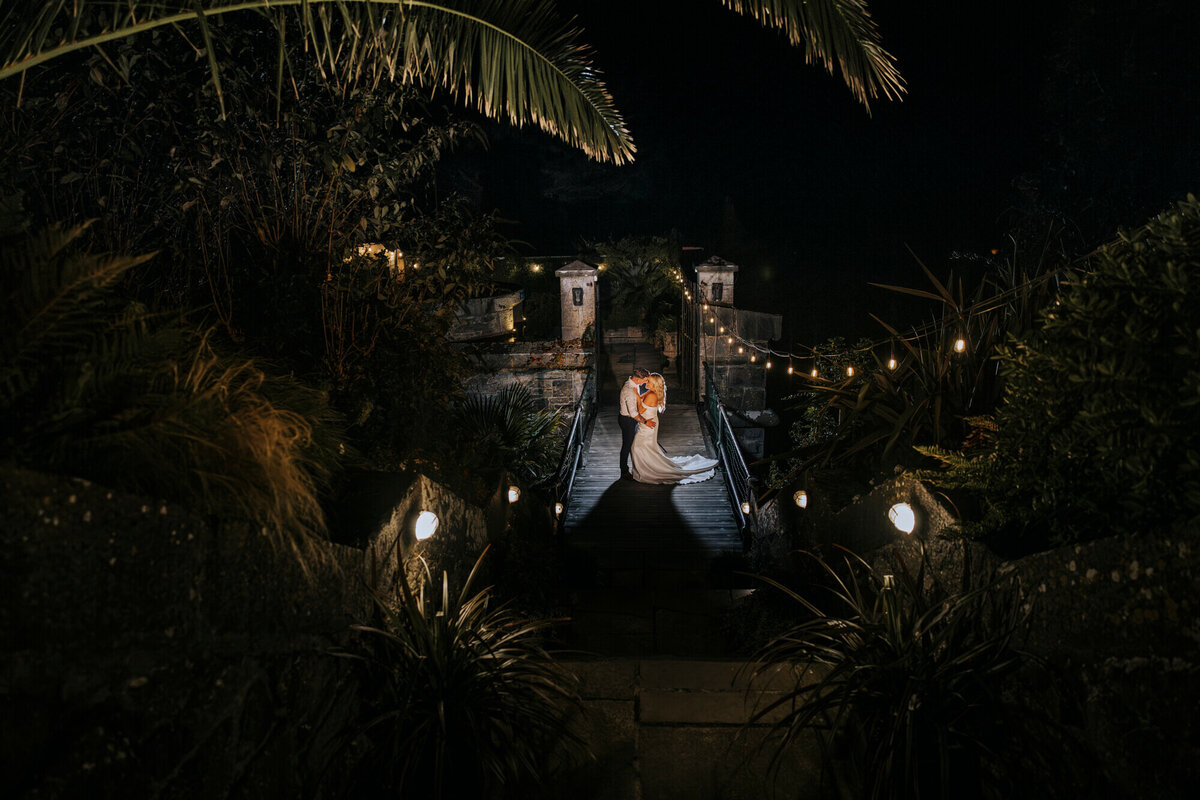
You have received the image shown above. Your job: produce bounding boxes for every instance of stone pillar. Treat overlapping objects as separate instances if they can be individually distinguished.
[556,260,598,341]
[696,256,739,306]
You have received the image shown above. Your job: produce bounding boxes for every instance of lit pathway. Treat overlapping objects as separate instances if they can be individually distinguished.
[559,400,750,656]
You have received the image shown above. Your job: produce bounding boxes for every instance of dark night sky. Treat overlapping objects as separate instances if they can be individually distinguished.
[445,0,1200,343]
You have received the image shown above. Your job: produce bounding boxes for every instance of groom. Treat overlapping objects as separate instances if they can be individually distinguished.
[618,368,654,481]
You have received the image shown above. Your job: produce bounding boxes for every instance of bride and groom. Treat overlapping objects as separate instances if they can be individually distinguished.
[618,368,718,484]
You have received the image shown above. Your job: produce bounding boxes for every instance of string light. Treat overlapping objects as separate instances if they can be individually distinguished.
[718,326,725,333]
[811,366,818,378]
[766,360,772,369]
[750,353,756,362]
[727,336,733,344]
[738,346,744,354]
[887,356,897,370]
[787,364,794,374]
[846,365,854,377]
[954,337,966,353]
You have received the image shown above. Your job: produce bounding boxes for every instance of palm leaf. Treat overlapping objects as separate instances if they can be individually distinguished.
[0,0,635,164]
[721,0,905,113]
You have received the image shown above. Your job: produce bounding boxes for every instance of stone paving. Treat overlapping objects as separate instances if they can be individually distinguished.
[549,658,826,800]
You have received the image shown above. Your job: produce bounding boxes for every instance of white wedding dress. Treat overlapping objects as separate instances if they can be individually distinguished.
[630,404,719,485]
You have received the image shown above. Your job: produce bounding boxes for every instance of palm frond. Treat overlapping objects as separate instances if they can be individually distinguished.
[0,1,635,164]
[722,0,906,113]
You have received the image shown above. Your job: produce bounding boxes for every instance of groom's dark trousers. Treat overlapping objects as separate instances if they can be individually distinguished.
[618,413,639,476]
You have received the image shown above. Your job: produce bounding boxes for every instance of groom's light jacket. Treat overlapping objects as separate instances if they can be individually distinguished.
[619,379,642,419]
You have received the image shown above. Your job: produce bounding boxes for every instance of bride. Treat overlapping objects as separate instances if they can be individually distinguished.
[630,373,719,484]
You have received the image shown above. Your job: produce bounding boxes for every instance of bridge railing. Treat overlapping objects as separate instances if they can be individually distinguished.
[703,368,755,538]
[545,369,598,521]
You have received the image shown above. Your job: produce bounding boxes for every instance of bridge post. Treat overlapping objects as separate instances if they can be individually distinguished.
[555,260,599,342]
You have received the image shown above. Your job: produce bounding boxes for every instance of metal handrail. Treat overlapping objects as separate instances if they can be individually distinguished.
[547,370,598,517]
[704,368,756,535]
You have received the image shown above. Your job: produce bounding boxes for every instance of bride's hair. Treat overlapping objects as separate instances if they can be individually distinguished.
[649,373,666,411]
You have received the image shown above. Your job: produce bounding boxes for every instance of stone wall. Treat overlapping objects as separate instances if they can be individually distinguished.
[446,288,524,342]
[1,464,497,798]
[751,475,1200,798]
[461,340,594,412]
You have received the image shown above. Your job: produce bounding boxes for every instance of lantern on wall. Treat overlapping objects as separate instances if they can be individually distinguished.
[414,511,439,540]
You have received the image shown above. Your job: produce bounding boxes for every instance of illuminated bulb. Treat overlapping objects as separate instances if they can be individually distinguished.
[811,368,818,378]
[718,326,725,333]
[703,304,709,311]
[793,490,808,508]
[765,360,772,369]
[750,353,756,362]
[741,501,751,515]
[414,511,439,540]
[847,365,855,377]
[888,502,916,534]
[738,346,744,354]
[954,338,966,353]
[727,337,733,345]
[709,317,715,323]
[507,485,520,503]
[554,502,564,518]
[787,365,794,374]
[888,357,897,370]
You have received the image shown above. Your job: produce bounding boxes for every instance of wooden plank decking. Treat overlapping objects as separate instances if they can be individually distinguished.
[559,402,752,656]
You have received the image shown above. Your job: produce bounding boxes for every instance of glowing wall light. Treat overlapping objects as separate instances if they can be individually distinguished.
[741,501,751,515]
[508,485,521,503]
[888,502,916,534]
[793,490,808,508]
[554,502,564,518]
[414,511,439,541]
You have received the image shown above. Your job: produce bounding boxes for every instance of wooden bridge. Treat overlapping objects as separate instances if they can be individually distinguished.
[557,346,752,657]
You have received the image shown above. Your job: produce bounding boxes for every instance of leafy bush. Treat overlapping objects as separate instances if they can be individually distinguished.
[1,223,345,564]
[334,549,587,797]
[746,547,1086,800]
[455,383,565,486]
[921,195,1200,551]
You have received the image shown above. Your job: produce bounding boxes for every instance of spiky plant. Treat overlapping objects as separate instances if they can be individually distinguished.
[333,547,587,797]
[746,547,1079,800]
[456,383,564,486]
[1,222,345,566]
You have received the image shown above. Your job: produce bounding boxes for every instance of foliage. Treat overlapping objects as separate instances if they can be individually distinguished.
[592,235,680,331]
[454,383,565,487]
[0,0,636,164]
[771,247,1062,487]
[1,222,346,564]
[746,547,1081,800]
[919,195,1200,551]
[334,548,587,798]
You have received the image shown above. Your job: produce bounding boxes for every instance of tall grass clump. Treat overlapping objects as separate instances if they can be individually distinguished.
[332,548,588,797]
[1,222,345,565]
[745,547,1091,799]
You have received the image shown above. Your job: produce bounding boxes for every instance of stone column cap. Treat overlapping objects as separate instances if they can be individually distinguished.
[555,260,598,277]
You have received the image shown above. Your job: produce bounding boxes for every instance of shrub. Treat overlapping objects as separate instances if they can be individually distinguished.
[1,223,345,566]
[333,549,587,797]
[921,195,1200,551]
[746,547,1088,799]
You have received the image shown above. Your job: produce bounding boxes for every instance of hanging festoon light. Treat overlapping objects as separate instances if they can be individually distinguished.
[727,336,733,345]
[793,490,808,509]
[508,485,521,503]
[718,325,725,333]
[888,502,916,534]
[738,346,745,354]
[810,364,819,378]
[887,355,897,370]
[765,360,772,369]
[787,362,794,374]
[954,336,966,353]
[750,353,756,363]
[846,365,855,377]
